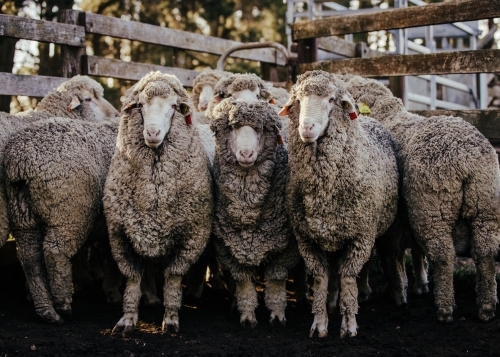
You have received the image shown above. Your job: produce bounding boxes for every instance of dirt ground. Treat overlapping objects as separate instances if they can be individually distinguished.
[1,256,500,357]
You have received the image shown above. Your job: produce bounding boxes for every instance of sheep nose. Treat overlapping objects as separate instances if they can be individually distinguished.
[239,149,254,160]
[147,128,161,138]
[302,123,315,132]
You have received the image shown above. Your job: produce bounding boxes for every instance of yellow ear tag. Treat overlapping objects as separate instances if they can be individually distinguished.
[359,102,371,115]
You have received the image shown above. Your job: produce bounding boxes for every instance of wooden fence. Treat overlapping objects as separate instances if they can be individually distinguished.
[290,0,500,146]
[0,10,289,98]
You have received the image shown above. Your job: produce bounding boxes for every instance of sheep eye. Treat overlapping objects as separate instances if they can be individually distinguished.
[84,97,92,102]
[218,92,225,98]
[329,97,335,103]
[341,100,350,108]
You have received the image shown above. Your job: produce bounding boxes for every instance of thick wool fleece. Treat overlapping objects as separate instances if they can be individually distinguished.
[103,72,212,279]
[345,75,500,321]
[269,86,290,108]
[5,118,118,324]
[285,70,398,336]
[210,99,299,325]
[210,99,299,279]
[191,69,231,111]
[0,76,118,248]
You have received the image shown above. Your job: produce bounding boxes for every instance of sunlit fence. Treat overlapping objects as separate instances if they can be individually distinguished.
[290,0,500,148]
[0,9,288,98]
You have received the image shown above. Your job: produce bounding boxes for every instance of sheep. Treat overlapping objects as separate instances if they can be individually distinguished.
[0,75,119,249]
[4,118,119,324]
[191,69,231,125]
[344,75,500,323]
[103,71,213,334]
[209,98,299,327]
[280,70,399,338]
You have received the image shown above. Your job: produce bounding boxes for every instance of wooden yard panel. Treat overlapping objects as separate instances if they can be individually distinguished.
[298,49,500,76]
[292,0,499,40]
[411,109,500,140]
[82,56,199,86]
[0,14,85,46]
[318,37,384,58]
[84,12,286,65]
[0,73,67,97]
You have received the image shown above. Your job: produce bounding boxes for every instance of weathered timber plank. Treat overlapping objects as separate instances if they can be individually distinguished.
[60,10,85,77]
[292,0,500,40]
[318,37,384,58]
[84,12,286,65]
[0,14,84,46]
[298,49,500,77]
[82,56,199,86]
[411,109,500,140]
[0,73,67,97]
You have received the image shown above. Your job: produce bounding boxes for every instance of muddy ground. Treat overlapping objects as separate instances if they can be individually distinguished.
[1,256,500,357]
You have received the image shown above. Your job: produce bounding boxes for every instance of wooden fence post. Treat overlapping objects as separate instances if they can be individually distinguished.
[60,10,86,77]
[296,38,318,64]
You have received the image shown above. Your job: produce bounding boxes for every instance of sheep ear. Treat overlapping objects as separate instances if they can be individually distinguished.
[179,102,193,126]
[341,94,357,120]
[67,96,81,112]
[269,97,276,105]
[121,100,138,114]
[278,97,294,117]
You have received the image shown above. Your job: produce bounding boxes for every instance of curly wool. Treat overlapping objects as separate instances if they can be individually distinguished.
[286,70,399,276]
[5,118,118,323]
[210,99,298,280]
[344,75,500,318]
[191,69,231,113]
[0,76,117,248]
[269,86,290,108]
[103,72,212,278]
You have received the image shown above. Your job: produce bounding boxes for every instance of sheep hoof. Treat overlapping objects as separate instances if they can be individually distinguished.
[269,313,286,327]
[162,311,180,333]
[55,304,72,317]
[340,314,358,339]
[437,307,453,323]
[309,313,328,338]
[240,312,257,328]
[39,308,64,325]
[479,304,495,322]
[113,313,138,334]
[412,283,429,296]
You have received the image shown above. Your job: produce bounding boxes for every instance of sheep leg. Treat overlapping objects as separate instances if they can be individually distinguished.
[296,237,329,338]
[264,279,287,326]
[101,258,123,305]
[357,260,372,302]
[141,262,161,306]
[15,229,63,324]
[377,240,407,306]
[235,280,258,328]
[162,273,183,333]
[327,253,340,314]
[338,241,374,338]
[471,220,499,322]
[184,249,209,301]
[291,259,309,308]
[113,277,142,334]
[411,243,429,295]
[43,227,85,317]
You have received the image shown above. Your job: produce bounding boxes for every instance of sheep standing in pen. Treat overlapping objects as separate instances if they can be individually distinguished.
[191,68,231,123]
[5,118,119,324]
[103,71,213,334]
[280,70,399,338]
[0,76,118,248]
[210,99,299,327]
[344,75,500,323]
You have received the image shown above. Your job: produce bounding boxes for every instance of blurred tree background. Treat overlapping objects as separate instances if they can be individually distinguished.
[1,0,498,111]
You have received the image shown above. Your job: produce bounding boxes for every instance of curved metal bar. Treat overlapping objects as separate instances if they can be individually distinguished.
[216,41,292,71]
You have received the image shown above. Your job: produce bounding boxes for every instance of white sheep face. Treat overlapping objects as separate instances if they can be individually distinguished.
[227,84,260,102]
[229,125,261,168]
[139,91,178,149]
[294,92,336,143]
[198,85,213,112]
[80,88,119,122]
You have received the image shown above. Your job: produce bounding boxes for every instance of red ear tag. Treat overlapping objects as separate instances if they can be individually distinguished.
[185,114,192,126]
[349,112,358,120]
[277,133,284,145]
